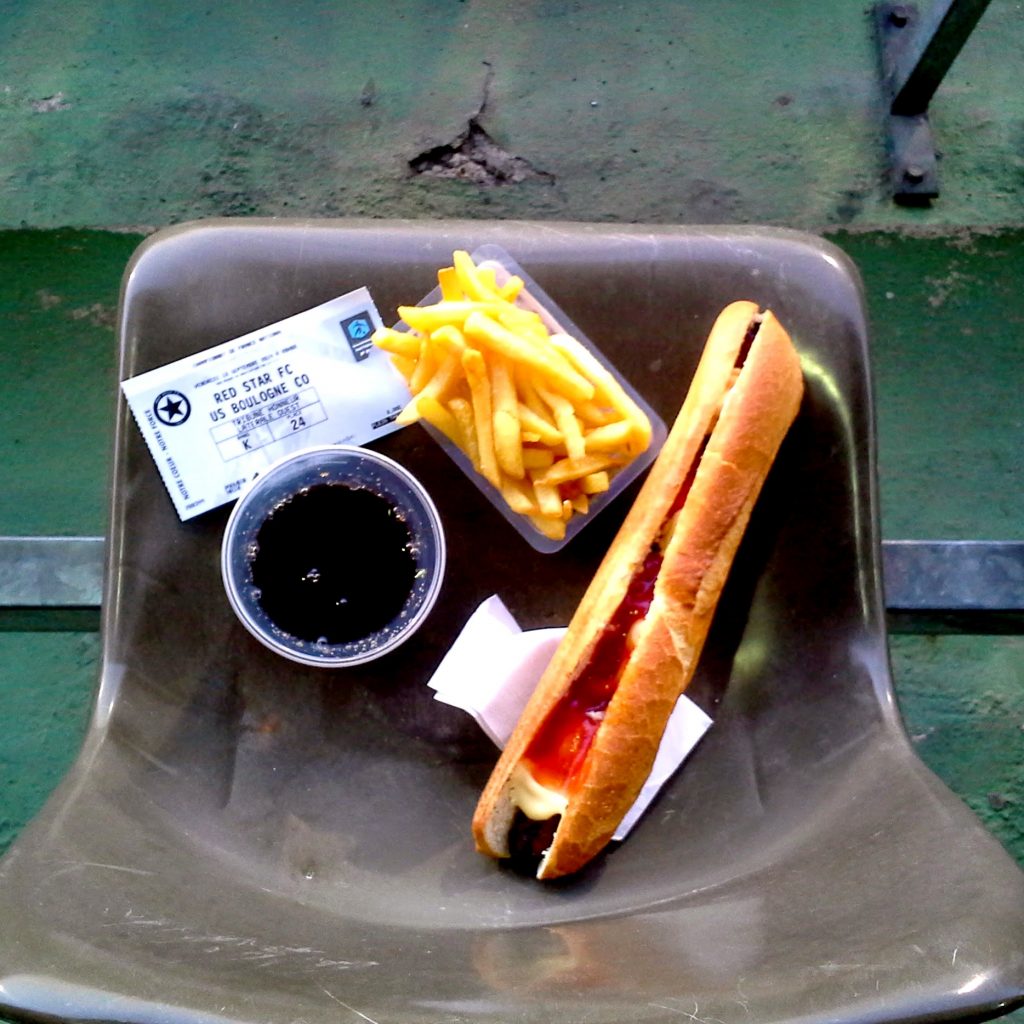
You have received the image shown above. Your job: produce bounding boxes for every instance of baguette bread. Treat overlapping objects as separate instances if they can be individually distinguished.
[472,301,804,879]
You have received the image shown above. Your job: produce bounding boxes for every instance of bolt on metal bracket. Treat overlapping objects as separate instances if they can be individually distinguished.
[873,0,992,203]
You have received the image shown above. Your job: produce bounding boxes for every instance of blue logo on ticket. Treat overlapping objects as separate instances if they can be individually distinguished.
[120,287,411,521]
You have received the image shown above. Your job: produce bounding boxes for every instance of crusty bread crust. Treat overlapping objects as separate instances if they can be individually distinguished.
[471,302,803,878]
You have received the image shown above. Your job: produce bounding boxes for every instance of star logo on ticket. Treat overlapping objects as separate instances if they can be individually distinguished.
[153,389,191,426]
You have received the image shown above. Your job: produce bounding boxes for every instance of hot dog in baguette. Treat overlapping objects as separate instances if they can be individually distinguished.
[472,301,804,879]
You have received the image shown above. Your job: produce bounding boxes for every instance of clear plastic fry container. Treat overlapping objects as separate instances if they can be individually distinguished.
[396,244,667,553]
[221,445,445,667]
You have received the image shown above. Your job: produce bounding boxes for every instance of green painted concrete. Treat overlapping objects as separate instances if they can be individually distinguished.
[892,633,1024,860]
[0,230,136,537]
[0,632,96,855]
[836,230,1024,540]
[2,1,1024,231]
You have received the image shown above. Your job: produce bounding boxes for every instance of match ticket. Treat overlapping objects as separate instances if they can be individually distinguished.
[121,288,410,521]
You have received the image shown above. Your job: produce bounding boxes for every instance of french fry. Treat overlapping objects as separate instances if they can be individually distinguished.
[549,332,652,451]
[499,274,524,302]
[498,305,546,339]
[536,453,625,488]
[515,372,569,448]
[426,351,462,399]
[416,394,463,449]
[371,327,421,358]
[535,382,586,461]
[429,323,467,358]
[476,265,499,295]
[437,265,461,301]
[454,250,501,301]
[526,514,566,541]
[573,398,619,427]
[531,477,563,519]
[396,351,460,425]
[390,354,417,384]
[521,447,555,470]
[493,409,524,478]
[515,405,562,447]
[449,397,480,474]
[464,312,595,404]
[499,474,538,515]
[462,349,501,488]
[517,370,558,425]
[395,400,421,427]
[490,356,524,479]
[582,419,634,452]
[373,249,656,543]
[399,301,505,334]
[409,335,438,394]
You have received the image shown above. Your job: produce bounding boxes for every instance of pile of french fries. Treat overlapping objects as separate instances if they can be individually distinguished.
[372,251,652,542]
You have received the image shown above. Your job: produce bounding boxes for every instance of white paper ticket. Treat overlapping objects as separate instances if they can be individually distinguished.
[121,288,410,520]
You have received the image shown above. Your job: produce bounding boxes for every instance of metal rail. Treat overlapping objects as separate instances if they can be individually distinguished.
[0,537,105,631]
[0,536,105,608]
[882,539,1024,633]
[1,536,1022,634]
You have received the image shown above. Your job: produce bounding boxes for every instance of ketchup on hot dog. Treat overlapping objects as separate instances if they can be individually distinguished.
[521,545,662,791]
[519,438,709,795]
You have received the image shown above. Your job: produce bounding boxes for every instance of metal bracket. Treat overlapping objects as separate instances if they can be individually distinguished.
[874,0,992,203]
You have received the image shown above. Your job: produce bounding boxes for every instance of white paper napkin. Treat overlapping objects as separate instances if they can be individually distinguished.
[428,595,712,840]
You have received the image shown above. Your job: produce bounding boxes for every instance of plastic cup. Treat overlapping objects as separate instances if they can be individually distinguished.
[221,445,445,667]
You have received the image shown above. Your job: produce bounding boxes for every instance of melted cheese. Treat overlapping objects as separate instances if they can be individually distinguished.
[510,763,569,821]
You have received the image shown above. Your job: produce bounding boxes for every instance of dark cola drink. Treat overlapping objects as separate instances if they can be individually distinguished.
[222,446,445,667]
[250,483,417,645]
